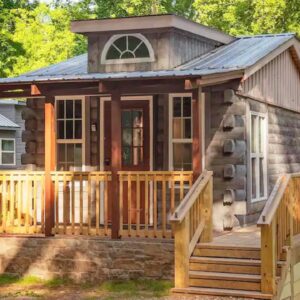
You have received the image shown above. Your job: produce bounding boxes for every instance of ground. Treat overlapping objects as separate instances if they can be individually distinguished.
[0,275,250,299]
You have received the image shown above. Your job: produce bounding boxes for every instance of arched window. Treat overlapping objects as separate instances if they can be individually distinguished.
[101,34,155,64]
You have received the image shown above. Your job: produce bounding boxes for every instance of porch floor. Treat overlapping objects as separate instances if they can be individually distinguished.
[211,225,260,248]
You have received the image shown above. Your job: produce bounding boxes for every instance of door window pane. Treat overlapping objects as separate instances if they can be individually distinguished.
[121,109,144,166]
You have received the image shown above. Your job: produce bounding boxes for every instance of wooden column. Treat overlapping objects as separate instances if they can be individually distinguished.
[44,97,56,236]
[111,91,122,239]
[192,89,202,181]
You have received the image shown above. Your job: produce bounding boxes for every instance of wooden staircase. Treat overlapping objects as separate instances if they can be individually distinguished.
[173,244,275,299]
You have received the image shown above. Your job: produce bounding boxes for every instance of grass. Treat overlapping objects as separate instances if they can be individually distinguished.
[0,274,173,299]
[100,279,172,298]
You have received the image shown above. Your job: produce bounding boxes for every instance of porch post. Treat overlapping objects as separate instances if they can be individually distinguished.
[192,88,202,181]
[44,97,56,236]
[111,91,122,239]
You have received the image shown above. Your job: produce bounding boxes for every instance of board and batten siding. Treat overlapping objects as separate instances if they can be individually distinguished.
[242,49,300,112]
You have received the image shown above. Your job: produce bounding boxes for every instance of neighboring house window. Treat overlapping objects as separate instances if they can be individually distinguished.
[250,111,267,202]
[56,98,84,171]
[101,34,155,64]
[169,94,192,171]
[0,139,15,166]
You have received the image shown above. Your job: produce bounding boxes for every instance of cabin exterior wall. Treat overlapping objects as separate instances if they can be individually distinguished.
[0,102,25,169]
[87,28,219,73]
[242,49,300,113]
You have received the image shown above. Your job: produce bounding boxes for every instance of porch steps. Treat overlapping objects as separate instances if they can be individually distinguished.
[173,243,276,299]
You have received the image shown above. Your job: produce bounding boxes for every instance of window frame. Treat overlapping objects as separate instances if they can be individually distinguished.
[249,111,268,203]
[168,93,193,172]
[101,33,155,65]
[55,96,86,171]
[0,138,16,166]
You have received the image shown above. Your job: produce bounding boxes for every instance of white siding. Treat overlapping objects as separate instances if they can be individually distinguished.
[242,49,300,112]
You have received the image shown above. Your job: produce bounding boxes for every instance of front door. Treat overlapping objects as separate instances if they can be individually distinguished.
[104,100,150,224]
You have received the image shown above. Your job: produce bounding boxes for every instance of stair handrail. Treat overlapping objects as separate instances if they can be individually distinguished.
[257,173,300,296]
[170,170,213,289]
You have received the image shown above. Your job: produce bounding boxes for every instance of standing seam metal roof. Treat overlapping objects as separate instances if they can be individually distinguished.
[0,114,20,130]
[0,33,295,84]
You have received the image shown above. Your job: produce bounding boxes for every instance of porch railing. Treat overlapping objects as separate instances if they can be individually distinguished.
[118,171,193,239]
[0,171,45,234]
[51,171,112,236]
[257,173,300,295]
[170,170,213,288]
[0,170,194,238]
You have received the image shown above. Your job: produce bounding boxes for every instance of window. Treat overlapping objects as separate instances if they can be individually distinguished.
[0,139,15,166]
[169,94,192,171]
[101,34,155,64]
[250,112,267,202]
[122,109,144,166]
[56,98,84,171]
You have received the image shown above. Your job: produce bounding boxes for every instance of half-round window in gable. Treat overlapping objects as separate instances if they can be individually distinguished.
[101,34,155,64]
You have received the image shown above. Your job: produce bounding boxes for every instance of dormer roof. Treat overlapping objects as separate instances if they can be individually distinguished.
[71,14,234,45]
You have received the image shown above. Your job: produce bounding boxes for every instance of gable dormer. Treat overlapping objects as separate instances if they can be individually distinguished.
[71,14,233,73]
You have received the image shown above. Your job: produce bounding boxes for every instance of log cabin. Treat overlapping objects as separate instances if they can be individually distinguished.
[0,14,300,299]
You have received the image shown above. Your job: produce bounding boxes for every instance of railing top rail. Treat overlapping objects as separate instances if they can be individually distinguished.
[170,170,213,224]
[0,171,45,175]
[50,171,112,175]
[257,174,291,226]
[117,171,193,175]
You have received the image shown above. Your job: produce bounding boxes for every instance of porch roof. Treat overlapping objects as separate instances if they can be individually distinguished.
[0,33,295,85]
[0,113,20,130]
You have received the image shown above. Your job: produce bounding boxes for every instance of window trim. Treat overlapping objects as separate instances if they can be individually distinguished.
[55,96,86,171]
[249,111,268,203]
[0,138,16,166]
[168,93,193,171]
[101,33,155,65]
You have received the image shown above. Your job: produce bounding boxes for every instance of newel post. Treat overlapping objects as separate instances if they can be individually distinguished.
[261,221,276,294]
[44,97,56,236]
[111,91,121,239]
[174,215,190,288]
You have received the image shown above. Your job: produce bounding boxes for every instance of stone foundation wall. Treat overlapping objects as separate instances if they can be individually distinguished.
[0,237,174,283]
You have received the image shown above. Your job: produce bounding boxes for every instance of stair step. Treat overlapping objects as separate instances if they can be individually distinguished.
[190,256,261,274]
[194,244,260,259]
[189,271,261,291]
[173,286,273,299]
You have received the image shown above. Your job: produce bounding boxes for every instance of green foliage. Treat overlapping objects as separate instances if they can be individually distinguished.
[0,0,299,78]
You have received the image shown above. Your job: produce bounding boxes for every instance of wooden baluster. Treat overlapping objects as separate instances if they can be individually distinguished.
[80,174,83,234]
[171,174,175,214]
[162,174,167,237]
[144,174,149,237]
[180,176,184,201]
[17,175,22,227]
[119,173,123,237]
[9,175,14,228]
[104,174,108,236]
[41,175,45,233]
[2,175,7,232]
[261,220,276,294]
[128,174,132,237]
[25,174,30,233]
[63,174,67,234]
[153,174,157,237]
[174,214,190,288]
[55,175,59,233]
[71,176,75,235]
[88,174,91,235]
[95,174,100,236]
[136,174,141,237]
[33,174,37,232]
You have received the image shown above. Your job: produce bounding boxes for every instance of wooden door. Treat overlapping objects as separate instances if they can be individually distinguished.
[104,100,150,224]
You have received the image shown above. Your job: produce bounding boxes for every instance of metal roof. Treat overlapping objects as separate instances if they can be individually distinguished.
[0,33,296,84]
[0,114,20,130]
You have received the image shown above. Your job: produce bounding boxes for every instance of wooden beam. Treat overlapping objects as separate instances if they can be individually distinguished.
[192,89,201,180]
[99,79,187,95]
[44,97,56,237]
[111,91,122,239]
[0,90,32,99]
